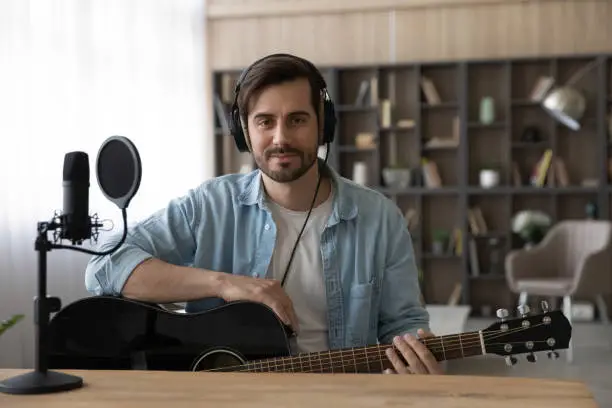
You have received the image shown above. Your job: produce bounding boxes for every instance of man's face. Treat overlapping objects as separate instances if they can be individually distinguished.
[247,78,319,183]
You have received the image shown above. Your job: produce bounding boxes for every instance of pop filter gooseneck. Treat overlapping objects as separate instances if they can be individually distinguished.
[0,136,142,396]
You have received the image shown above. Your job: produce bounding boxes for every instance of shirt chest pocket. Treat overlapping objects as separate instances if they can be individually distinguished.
[346,282,375,347]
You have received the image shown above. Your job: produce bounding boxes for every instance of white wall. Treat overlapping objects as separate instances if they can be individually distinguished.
[0,0,212,369]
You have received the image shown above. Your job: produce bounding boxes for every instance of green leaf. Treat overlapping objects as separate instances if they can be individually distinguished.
[0,314,24,337]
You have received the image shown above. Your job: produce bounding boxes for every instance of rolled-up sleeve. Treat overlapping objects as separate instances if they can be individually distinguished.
[85,191,200,296]
[377,202,430,344]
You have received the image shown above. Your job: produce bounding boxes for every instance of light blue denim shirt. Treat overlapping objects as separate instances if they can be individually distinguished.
[85,161,429,350]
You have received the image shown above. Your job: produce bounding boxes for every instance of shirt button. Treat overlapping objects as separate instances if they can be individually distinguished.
[264,224,270,230]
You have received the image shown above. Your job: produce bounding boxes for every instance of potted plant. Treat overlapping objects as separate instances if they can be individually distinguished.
[0,314,24,337]
[431,229,450,254]
[511,210,552,248]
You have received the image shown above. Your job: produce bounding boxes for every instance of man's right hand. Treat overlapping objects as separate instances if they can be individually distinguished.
[217,274,299,333]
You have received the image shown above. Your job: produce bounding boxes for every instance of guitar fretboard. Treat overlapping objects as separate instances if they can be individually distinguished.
[236,331,484,374]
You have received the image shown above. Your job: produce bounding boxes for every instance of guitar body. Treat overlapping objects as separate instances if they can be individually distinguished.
[47,296,293,372]
[47,296,572,374]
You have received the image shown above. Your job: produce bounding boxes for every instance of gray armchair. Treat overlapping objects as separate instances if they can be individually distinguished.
[505,220,612,362]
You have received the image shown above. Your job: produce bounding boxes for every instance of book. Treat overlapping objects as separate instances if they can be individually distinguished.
[420,76,441,105]
[354,80,370,106]
[421,159,442,187]
[512,162,522,186]
[554,157,570,186]
[380,99,392,128]
[530,149,553,187]
[220,73,236,103]
[369,76,378,106]
[471,207,488,234]
[468,239,480,277]
[530,76,555,101]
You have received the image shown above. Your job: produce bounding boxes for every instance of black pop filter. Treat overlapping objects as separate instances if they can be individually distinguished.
[96,136,142,210]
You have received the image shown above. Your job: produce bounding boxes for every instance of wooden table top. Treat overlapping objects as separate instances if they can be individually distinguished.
[0,369,599,408]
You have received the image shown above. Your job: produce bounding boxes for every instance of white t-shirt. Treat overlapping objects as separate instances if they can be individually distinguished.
[266,188,334,354]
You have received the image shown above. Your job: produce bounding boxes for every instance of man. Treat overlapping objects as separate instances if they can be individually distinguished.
[85,53,442,375]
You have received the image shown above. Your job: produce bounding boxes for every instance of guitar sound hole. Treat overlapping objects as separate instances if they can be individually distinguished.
[191,349,246,372]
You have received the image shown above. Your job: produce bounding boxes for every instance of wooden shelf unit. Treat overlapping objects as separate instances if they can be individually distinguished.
[212,53,612,318]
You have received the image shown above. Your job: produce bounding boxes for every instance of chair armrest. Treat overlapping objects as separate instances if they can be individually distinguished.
[505,244,556,292]
[573,246,612,296]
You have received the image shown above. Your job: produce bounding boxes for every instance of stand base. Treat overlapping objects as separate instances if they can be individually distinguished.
[0,370,83,395]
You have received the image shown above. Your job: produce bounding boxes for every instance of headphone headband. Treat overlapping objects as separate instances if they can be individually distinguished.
[228,53,336,153]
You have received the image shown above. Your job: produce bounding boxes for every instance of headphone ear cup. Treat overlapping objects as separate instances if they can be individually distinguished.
[322,98,336,145]
[229,107,249,153]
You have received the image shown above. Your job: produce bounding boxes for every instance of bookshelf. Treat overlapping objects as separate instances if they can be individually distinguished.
[212,53,612,317]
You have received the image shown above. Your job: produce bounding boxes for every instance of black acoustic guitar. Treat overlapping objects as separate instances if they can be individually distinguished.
[46,296,572,373]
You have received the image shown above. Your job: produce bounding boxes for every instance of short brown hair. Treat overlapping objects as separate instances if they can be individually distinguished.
[237,54,325,126]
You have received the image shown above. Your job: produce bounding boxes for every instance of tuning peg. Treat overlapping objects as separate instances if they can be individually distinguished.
[505,355,517,366]
[526,352,537,363]
[541,300,549,313]
[547,350,559,360]
[496,308,509,321]
[517,304,530,317]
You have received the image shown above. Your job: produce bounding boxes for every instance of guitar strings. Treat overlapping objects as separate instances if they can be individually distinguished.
[201,323,543,373]
[234,336,552,374]
[217,323,530,371]
[238,341,555,374]
[201,322,554,373]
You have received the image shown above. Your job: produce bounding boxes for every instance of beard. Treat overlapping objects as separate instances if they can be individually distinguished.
[254,145,317,183]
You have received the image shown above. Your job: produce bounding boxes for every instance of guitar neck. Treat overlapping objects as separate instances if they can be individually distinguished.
[239,330,485,374]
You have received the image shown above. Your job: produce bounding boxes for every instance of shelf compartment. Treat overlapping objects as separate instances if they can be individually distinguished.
[375,186,460,195]
[336,145,376,153]
[467,121,507,129]
[421,102,458,110]
[336,105,377,113]
[467,62,509,123]
[510,59,553,101]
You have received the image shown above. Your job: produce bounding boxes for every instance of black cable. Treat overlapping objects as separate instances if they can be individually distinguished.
[280,143,330,287]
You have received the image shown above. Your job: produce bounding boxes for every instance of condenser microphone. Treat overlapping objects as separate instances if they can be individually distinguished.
[60,152,92,244]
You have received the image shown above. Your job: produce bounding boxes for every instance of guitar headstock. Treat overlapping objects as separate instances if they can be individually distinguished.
[482,301,572,365]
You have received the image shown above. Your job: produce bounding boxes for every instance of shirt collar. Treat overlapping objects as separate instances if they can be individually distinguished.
[237,158,358,224]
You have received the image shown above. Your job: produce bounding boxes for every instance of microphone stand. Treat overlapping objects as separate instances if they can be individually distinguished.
[0,215,106,395]
[0,219,83,394]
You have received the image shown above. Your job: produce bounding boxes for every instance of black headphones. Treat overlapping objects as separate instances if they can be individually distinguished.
[228,53,337,152]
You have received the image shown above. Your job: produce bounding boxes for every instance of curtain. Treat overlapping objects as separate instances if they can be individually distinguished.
[0,0,212,368]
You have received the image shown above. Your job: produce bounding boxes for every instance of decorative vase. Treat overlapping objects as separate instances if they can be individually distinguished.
[382,167,411,189]
[586,201,598,219]
[488,238,502,274]
[479,169,500,188]
[520,126,541,143]
[481,305,492,317]
[479,97,495,125]
[432,240,445,255]
[352,162,368,185]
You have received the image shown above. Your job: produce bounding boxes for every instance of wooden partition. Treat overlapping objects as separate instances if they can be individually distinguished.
[206,0,612,69]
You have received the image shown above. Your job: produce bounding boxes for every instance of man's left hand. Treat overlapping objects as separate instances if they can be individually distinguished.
[383,329,444,375]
